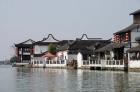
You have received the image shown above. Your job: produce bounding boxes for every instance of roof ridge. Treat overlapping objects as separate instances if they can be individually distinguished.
[130,9,140,15]
[42,34,59,42]
[80,34,102,40]
[16,39,35,45]
[114,24,140,34]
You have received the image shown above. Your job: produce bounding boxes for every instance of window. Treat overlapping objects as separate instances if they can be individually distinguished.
[22,55,30,60]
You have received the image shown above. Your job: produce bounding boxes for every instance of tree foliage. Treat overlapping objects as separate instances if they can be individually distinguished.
[48,43,57,53]
[10,56,18,63]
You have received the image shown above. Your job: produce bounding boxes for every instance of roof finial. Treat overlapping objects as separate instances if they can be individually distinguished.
[81,34,88,40]
[42,34,59,42]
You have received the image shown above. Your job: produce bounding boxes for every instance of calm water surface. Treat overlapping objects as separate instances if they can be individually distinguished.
[0,65,140,92]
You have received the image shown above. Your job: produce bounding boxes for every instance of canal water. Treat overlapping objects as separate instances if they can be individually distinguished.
[0,65,140,92]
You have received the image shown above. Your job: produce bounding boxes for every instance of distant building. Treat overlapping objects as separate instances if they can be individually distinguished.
[124,9,140,71]
[14,9,140,70]
[15,39,35,63]
[32,34,59,63]
[113,9,140,48]
[127,45,140,70]
[14,34,74,66]
[58,34,110,68]
[94,9,140,71]
[14,34,109,68]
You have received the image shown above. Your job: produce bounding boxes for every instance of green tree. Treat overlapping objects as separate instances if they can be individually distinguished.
[10,56,18,63]
[48,43,57,54]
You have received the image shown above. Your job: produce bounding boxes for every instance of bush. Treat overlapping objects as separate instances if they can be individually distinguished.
[10,56,18,63]
[48,43,57,53]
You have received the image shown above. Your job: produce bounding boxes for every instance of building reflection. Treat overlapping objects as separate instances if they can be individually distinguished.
[14,68,140,92]
[76,70,129,92]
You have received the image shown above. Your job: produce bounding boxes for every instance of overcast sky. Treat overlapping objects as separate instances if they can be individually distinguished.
[0,0,140,60]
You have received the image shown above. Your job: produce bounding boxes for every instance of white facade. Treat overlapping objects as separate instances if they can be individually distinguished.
[128,53,140,69]
[127,26,140,69]
[128,60,140,68]
[68,54,77,62]
[31,51,68,68]
[77,52,83,68]
[34,45,48,54]
[63,51,68,60]
[131,28,140,47]
[57,50,77,62]
[57,51,68,60]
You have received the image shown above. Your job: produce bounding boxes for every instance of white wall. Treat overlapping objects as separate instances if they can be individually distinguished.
[68,54,77,62]
[128,60,140,68]
[32,57,43,61]
[63,51,68,60]
[131,28,140,47]
[57,51,68,60]
[34,45,48,54]
[77,52,83,68]
[128,52,140,68]
[57,51,77,61]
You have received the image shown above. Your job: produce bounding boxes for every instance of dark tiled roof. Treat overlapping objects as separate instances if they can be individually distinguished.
[15,39,35,47]
[79,50,93,54]
[66,39,110,55]
[58,43,69,51]
[130,9,140,15]
[127,45,140,52]
[57,40,75,51]
[59,39,111,55]
[96,42,128,52]
[41,34,59,41]
[34,34,59,45]
[15,44,33,47]
[68,40,110,51]
[77,34,102,40]
[114,24,140,34]
[34,41,58,45]
[58,40,74,45]
[68,49,93,54]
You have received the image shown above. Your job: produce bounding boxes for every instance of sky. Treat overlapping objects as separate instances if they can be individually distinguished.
[0,0,140,60]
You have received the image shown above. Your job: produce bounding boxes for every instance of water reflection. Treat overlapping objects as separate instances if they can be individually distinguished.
[1,66,140,92]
